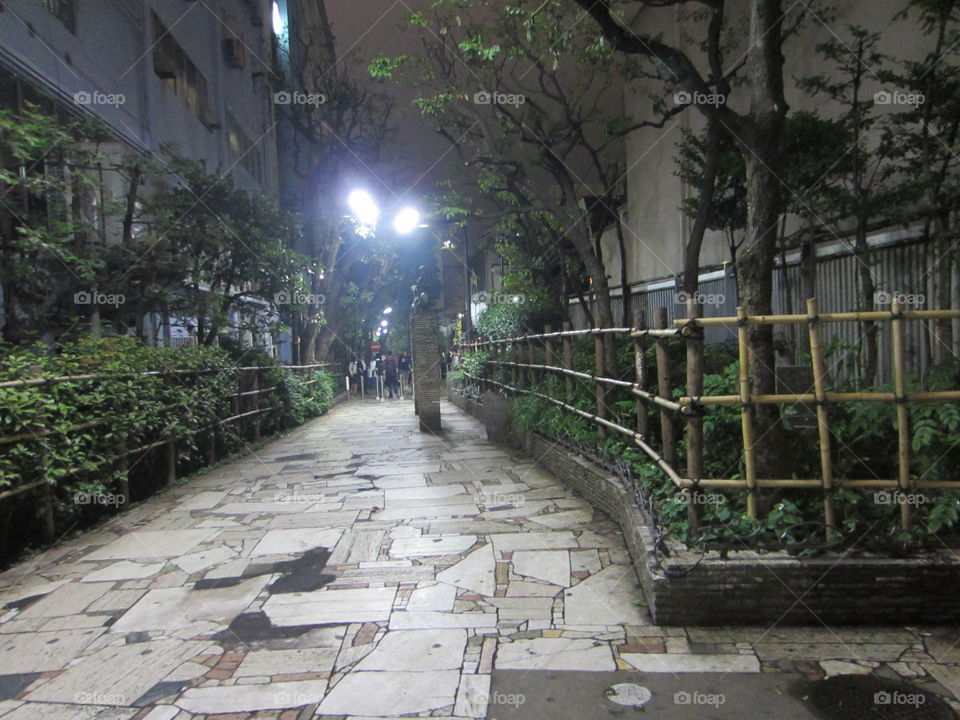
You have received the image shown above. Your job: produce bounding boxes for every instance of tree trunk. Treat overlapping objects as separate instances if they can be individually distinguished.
[684,121,723,296]
[855,217,878,386]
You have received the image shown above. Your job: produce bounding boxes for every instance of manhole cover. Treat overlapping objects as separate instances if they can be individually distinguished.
[806,675,957,719]
[605,683,652,707]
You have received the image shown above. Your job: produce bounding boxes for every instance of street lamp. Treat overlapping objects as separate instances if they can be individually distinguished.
[347,189,379,227]
[380,319,389,328]
[383,307,393,314]
[393,207,420,235]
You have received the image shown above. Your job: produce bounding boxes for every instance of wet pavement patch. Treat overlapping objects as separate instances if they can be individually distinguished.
[194,546,335,594]
[133,679,191,706]
[273,453,317,462]
[213,611,325,647]
[2,594,45,612]
[491,670,817,719]
[805,675,958,719]
[0,673,41,701]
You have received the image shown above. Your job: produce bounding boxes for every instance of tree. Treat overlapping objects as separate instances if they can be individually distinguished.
[371,0,651,371]
[571,0,815,477]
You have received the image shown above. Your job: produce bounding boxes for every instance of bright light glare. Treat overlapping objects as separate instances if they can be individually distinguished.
[272,2,283,34]
[393,207,420,235]
[347,190,379,227]
[380,319,389,327]
[383,307,393,314]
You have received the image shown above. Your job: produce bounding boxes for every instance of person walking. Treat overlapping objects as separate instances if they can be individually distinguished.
[369,353,383,400]
[398,351,412,392]
[383,350,399,399]
[439,348,448,379]
[348,355,366,394]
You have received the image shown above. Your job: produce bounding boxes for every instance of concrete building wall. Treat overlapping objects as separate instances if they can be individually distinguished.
[0,0,277,194]
[607,0,931,291]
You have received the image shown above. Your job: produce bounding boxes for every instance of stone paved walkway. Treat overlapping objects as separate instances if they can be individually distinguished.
[0,398,958,719]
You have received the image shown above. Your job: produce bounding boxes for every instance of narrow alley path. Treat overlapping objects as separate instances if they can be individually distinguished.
[0,398,956,719]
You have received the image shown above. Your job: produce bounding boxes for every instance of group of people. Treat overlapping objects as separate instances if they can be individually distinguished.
[348,350,412,399]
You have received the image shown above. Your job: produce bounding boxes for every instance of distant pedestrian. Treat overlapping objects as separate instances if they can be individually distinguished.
[383,351,399,398]
[398,351,412,388]
[348,355,366,394]
[369,353,383,399]
[439,348,448,379]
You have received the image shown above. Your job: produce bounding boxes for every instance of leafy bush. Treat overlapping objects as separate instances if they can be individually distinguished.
[0,338,338,563]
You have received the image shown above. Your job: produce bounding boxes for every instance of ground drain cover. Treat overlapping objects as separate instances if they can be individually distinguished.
[605,683,651,707]
[806,675,957,719]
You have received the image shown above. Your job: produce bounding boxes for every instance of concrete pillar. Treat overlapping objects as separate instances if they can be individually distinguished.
[412,312,442,431]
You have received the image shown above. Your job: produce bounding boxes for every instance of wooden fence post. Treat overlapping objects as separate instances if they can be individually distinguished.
[526,335,534,386]
[806,298,836,534]
[891,298,913,529]
[562,321,574,401]
[654,308,677,469]
[685,298,704,531]
[512,337,520,387]
[736,306,758,519]
[251,368,261,442]
[165,439,177,486]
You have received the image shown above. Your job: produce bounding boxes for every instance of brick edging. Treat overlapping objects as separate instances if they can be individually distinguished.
[449,387,960,625]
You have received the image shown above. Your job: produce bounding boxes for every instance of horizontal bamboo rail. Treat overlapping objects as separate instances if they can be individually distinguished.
[462,300,960,533]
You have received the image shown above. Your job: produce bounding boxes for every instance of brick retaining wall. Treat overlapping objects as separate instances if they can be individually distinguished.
[450,388,960,626]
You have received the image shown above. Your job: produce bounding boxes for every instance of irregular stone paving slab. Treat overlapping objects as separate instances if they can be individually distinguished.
[389,611,498,630]
[1,704,136,720]
[0,628,103,672]
[237,647,338,676]
[25,638,209,706]
[328,529,386,564]
[176,678,328,713]
[407,582,458,611]
[318,669,460,716]
[563,564,649,626]
[495,638,616,671]
[621,652,761,673]
[250,527,343,556]
[263,586,396,626]
[436,543,496,596]
[356,629,467,671]
[79,560,166,583]
[384,486,467,500]
[455,672,492,718]
[390,535,477,558]
[81,530,215,561]
[110,575,266,632]
[16,581,111,619]
[512,550,570,587]
[492,532,577,552]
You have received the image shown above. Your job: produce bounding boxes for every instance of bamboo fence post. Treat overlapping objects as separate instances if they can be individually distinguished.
[891,298,913,529]
[594,333,607,441]
[654,308,677,468]
[512,337,520,387]
[736,306,758,518]
[165,438,177,486]
[806,298,836,534]
[526,336,535,386]
[251,368,261,441]
[35,405,55,544]
[685,298,704,531]
[114,396,130,503]
[562,321,574,400]
[632,310,648,438]
[544,325,554,390]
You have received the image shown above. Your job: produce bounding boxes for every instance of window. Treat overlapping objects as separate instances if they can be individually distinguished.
[42,0,76,33]
[227,114,263,182]
[152,13,215,127]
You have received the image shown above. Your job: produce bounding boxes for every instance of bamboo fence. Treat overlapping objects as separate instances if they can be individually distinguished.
[0,362,338,541]
[463,299,960,531]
